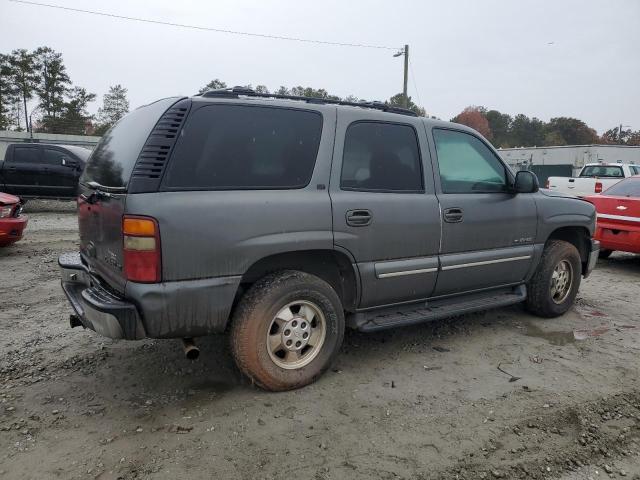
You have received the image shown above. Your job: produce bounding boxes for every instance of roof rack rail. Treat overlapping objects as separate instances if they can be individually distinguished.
[197,86,418,117]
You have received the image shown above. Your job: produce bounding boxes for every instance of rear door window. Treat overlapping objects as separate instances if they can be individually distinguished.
[340,122,423,192]
[163,105,323,190]
[603,179,640,197]
[12,146,41,164]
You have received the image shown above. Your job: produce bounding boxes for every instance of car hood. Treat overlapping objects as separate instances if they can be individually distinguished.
[539,188,578,200]
[0,192,20,206]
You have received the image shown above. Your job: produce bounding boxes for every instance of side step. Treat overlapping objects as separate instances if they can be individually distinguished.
[353,285,526,332]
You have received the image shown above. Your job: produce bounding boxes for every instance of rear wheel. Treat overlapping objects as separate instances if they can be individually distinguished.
[598,249,613,259]
[526,240,582,318]
[230,271,345,391]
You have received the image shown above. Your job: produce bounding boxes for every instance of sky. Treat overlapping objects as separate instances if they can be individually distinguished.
[1,0,639,134]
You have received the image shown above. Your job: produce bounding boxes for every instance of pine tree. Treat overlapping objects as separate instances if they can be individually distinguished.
[95,84,129,134]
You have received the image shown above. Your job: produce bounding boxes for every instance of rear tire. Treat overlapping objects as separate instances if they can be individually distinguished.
[598,249,613,259]
[230,270,345,391]
[526,240,582,318]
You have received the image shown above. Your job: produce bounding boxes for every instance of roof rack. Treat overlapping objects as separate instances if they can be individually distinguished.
[197,86,418,117]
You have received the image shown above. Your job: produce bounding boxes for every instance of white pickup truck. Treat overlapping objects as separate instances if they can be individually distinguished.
[546,163,640,197]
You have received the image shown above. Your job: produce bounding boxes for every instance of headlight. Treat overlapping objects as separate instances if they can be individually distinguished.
[0,206,13,218]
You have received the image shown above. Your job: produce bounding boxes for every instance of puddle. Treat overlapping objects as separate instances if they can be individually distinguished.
[524,323,611,346]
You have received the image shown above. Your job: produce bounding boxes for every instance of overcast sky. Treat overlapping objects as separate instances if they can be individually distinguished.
[2,0,639,133]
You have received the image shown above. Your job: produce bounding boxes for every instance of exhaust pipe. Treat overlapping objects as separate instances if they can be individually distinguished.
[182,338,199,360]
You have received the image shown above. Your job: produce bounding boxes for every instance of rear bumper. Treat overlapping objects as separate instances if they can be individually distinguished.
[0,215,28,247]
[59,253,146,339]
[584,238,600,278]
[59,252,241,340]
[595,222,640,254]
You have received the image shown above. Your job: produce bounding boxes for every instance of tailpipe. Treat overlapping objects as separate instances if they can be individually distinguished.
[182,338,199,360]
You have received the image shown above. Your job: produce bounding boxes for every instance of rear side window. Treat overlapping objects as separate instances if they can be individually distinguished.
[580,166,624,178]
[81,97,179,188]
[12,146,40,163]
[340,122,423,192]
[163,105,322,190]
[433,129,507,194]
[603,178,640,197]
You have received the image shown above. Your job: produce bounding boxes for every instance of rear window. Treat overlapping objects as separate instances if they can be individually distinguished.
[163,105,322,190]
[602,178,640,197]
[81,97,179,188]
[580,166,624,178]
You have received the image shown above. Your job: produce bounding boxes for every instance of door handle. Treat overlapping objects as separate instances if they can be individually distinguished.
[443,207,463,223]
[7,166,17,171]
[346,209,372,227]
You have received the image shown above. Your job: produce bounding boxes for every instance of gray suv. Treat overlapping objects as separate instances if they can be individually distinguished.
[59,87,599,391]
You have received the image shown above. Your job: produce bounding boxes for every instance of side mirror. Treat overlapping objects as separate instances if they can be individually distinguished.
[513,171,539,193]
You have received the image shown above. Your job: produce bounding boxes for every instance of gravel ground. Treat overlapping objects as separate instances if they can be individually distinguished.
[1,203,639,480]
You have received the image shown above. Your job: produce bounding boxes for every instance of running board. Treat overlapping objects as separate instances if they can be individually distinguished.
[353,285,526,332]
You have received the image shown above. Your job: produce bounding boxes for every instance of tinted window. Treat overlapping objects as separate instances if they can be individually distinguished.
[43,148,65,166]
[630,166,640,175]
[164,105,322,190]
[81,97,179,188]
[603,178,640,197]
[433,129,507,194]
[13,147,40,164]
[340,122,423,192]
[580,166,624,178]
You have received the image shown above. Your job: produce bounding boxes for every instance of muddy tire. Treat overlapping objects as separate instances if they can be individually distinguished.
[230,270,345,391]
[526,240,582,318]
[598,249,613,259]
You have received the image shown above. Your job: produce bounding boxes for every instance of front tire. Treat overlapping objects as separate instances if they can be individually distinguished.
[526,240,582,318]
[230,271,345,391]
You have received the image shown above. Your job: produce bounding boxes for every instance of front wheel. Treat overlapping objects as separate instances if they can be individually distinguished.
[526,240,582,318]
[230,271,345,391]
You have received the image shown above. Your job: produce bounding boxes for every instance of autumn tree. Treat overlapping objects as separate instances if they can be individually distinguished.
[451,106,492,138]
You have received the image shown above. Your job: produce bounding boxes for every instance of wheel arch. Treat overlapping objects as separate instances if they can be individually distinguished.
[234,249,360,314]
[546,226,592,274]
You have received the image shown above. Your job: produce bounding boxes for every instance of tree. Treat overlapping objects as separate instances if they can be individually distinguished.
[34,46,70,129]
[509,114,545,147]
[485,110,512,147]
[52,87,96,135]
[545,117,598,145]
[451,106,492,138]
[254,84,269,94]
[95,84,129,135]
[198,78,227,94]
[387,93,426,116]
[0,53,19,130]
[9,49,39,130]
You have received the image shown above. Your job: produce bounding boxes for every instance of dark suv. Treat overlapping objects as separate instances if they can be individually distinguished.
[59,88,599,391]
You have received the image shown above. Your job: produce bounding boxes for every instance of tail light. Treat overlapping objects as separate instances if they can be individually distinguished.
[595,182,603,193]
[545,179,550,189]
[122,215,161,283]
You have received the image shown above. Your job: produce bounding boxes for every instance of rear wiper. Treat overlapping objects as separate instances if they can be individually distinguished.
[87,181,126,193]
[80,182,126,204]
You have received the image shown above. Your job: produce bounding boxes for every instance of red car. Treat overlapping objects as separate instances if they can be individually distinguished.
[0,192,28,247]
[584,176,640,258]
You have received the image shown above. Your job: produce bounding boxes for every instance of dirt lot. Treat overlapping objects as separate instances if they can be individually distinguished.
[1,201,639,480]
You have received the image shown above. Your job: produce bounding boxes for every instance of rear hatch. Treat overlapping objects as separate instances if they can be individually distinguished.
[78,97,185,293]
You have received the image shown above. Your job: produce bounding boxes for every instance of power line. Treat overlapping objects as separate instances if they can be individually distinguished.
[408,59,424,109]
[9,0,401,50]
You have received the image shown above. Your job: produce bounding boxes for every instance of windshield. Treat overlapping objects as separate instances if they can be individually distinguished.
[602,177,640,197]
[80,97,179,188]
[580,165,624,178]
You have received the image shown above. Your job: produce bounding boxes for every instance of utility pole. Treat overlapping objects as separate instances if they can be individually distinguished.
[393,44,410,108]
[403,44,409,108]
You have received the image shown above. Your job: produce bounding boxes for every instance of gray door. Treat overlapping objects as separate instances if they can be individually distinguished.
[330,111,441,308]
[429,127,537,296]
